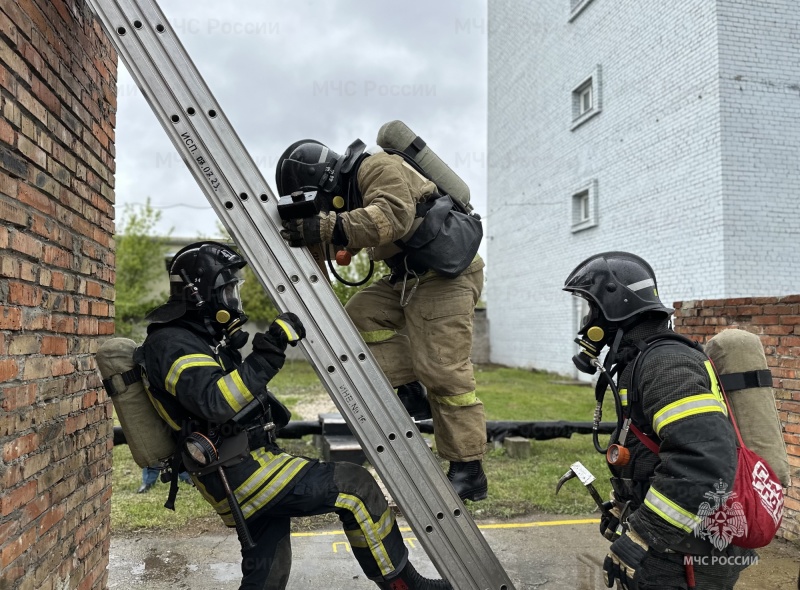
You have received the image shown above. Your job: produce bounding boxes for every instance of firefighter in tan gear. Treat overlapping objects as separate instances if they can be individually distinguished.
[141,241,451,590]
[563,252,756,589]
[276,139,488,502]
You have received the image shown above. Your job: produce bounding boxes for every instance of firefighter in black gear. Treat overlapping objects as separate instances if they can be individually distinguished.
[141,241,452,590]
[563,252,755,590]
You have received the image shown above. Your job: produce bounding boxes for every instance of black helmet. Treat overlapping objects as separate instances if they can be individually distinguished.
[146,241,247,328]
[564,251,672,326]
[564,252,672,374]
[275,138,367,198]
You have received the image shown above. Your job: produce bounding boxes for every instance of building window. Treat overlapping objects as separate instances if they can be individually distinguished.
[571,65,602,130]
[579,85,593,115]
[571,179,598,232]
[569,0,596,22]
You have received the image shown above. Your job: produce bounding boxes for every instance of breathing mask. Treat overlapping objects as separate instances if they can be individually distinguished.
[572,299,615,375]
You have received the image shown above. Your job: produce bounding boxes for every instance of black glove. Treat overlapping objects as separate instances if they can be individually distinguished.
[280,212,336,247]
[603,530,650,589]
[268,312,306,348]
[248,314,305,376]
[600,501,624,541]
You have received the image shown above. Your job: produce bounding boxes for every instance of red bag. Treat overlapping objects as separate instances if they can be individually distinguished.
[724,406,784,548]
[695,363,784,549]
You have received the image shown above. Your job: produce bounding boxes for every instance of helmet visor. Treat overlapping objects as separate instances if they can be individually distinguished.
[215,270,244,313]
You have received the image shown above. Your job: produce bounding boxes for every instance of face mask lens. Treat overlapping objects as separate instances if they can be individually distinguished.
[220,280,244,312]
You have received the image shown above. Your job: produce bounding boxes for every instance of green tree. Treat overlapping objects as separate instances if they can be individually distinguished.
[115,200,171,339]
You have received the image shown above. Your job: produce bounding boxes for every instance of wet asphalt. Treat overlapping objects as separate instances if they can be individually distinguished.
[107,513,800,590]
[107,514,610,590]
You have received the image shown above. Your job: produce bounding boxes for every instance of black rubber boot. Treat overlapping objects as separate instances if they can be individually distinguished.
[396,381,432,421]
[447,460,488,502]
[375,561,452,590]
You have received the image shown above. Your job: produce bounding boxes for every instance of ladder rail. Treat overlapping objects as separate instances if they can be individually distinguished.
[89,1,516,587]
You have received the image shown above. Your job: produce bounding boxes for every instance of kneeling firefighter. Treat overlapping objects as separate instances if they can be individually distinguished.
[563,252,756,589]
[275,123,488,502]
[141,241,451,590]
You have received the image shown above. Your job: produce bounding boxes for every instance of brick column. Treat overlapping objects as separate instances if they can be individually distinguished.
[0,1,117,588]
[673,296,800,541]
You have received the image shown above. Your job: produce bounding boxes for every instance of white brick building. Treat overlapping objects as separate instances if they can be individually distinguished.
[487,0,800,377]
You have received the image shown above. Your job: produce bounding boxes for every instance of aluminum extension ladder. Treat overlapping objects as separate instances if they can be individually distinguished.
[85,1,516,588]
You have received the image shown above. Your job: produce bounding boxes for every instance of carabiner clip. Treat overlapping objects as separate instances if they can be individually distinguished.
[399,257,419,308]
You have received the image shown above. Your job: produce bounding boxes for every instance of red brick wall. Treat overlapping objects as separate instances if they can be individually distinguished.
[0,1,117,588]
[673,296,800,542]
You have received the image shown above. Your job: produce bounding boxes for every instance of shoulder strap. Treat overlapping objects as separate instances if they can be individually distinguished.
[626,333,703,454]
[628,333,702,406]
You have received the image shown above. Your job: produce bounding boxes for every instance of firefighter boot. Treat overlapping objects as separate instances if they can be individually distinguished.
[396,381,432,421]
[447,460,488,502]
[376,561,452,590]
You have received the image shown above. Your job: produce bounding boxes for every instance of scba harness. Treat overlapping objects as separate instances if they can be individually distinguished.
[618,332,785,550]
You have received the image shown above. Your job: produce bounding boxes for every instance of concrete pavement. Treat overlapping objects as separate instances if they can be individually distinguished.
[107,513,800,589]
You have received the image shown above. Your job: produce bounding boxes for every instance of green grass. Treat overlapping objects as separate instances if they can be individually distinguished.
[112,361,616,532]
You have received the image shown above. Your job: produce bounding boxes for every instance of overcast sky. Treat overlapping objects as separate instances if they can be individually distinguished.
[115,0,488,256]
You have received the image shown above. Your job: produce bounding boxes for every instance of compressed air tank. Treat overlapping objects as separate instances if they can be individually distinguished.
[705,329,790,487]
[97,338,176,468]
[376,120,473,214]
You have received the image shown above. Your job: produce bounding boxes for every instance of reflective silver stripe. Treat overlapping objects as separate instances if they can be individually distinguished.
[238,457,310,518]
[166,354,218,395]
[644,487,701,533]
[217,371,253,412]
[232,449,302,505]
[652,394,727,435]
[619,388,628,407]
[343,508,396,548]
[626,278,655,292]
[337,494,395,574]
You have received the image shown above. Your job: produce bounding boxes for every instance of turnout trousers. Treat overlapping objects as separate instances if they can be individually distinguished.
[238,460,407,590]
[344,264,486,462]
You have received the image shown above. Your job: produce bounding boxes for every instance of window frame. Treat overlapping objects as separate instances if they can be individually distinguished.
[569,0,596,22]
[571,65,603,130]
[571,179,598,232]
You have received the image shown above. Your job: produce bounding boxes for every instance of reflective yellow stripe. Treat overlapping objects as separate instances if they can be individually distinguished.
[217,370,254,412]
[652,394,727,436]
[274,318,300,342]
[704,361,726,407]
[644,486,701,533]
[433,390,478,407]
[619,388,628,408]
[204,449,304,525]
[360,329,396,344]
[343,508,396,548]
[165,354,218,395]
[234,454,308,518]
[337,494,396,575]
[144,387,181,431]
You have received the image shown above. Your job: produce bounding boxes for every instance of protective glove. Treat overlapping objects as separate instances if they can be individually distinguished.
[269,312,306,348]
[248,313,306,376]
[280,212,337,247]
[252,313,305,353]
[603,529,649,589]
[599,501,624,541]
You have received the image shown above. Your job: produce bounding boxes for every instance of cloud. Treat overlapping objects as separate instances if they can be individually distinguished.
[114,0,488,247]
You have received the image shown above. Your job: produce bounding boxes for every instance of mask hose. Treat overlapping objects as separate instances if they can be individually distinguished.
[590,329,626,455]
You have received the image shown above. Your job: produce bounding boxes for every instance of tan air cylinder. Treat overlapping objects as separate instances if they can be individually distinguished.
[705,329,791,487]
[97,338,176,468]
[376,120,473,214]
